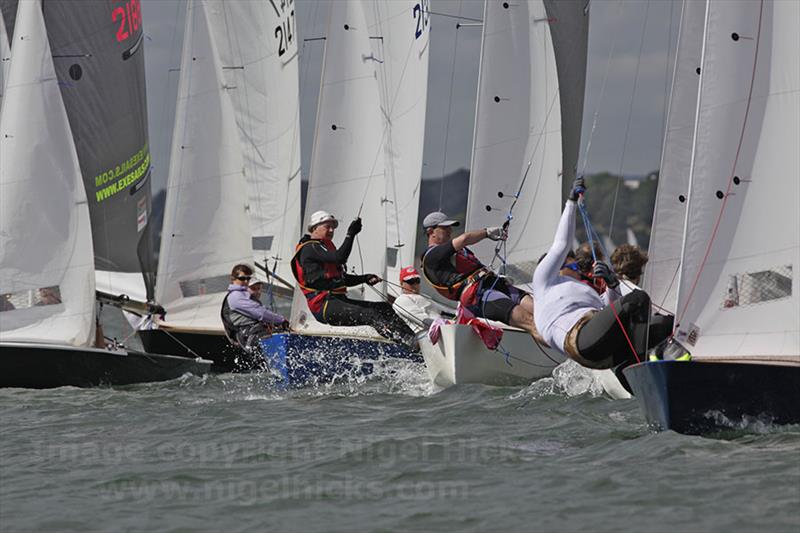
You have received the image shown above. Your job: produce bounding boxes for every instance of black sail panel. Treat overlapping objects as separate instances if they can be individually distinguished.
[43,0,155,298]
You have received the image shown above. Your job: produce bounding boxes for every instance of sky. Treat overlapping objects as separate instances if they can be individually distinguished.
[142,0,680,193]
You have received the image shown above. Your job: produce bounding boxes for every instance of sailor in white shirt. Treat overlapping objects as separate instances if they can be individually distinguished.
[392,267,454,334]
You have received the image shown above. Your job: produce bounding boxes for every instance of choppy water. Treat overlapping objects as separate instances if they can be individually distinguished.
[2,353,799,533]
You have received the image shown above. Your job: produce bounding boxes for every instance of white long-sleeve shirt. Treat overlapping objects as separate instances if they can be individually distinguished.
[531,201,619,353]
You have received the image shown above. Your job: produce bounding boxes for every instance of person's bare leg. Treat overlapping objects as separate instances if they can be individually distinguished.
[520,294,534,315]
[508,299,548,346]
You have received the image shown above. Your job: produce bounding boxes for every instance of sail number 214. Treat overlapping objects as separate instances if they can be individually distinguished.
[269,0,295,57]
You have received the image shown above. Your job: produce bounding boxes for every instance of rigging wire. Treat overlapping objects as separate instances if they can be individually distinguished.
[437,0,465,211]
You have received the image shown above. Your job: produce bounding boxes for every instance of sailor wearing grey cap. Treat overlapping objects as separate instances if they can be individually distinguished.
[420,211,540,340]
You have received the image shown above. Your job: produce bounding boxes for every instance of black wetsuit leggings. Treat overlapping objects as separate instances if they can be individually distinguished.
[576,290,674,367]
[316,295,417,347]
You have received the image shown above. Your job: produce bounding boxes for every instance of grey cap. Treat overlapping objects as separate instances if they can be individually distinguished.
[422,211,461,229]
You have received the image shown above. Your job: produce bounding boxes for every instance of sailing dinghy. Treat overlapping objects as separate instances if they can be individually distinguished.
[0,0,210,388]
[419,0,595,389]
[624,0,800,434]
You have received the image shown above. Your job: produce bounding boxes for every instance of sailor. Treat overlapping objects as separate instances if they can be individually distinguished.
[221,264,288,368]
[291,211,417,347]
[392,266,454,334]
[420,211,541,340]
[610,244,648,295]
[530,177,670,369]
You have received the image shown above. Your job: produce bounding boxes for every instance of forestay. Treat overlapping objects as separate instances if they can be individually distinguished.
[0,0,95,346]
[363,0,431,282]
[43,0,156,302]
[644,0,706,311]
[155,0,252,330]
[205,0,302,283]
[303,0,386,297]
[674,0,799,359]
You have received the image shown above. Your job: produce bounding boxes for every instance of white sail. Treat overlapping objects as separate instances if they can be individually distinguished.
[303,0,386,296]
[364,0,430,282]
[0,0,95,346]
[644,0,706,311]
[204,0,302,283]
[674,0,799,359]
[155,0,252,330]
[466,0,564,278]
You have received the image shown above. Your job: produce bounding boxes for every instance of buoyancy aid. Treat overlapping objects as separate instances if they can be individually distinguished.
[421,245,487,305]
[220,292,265,348]
[291,237,347,313]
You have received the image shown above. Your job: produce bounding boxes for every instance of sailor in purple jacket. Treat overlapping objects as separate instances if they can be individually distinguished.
[221,264,288,360]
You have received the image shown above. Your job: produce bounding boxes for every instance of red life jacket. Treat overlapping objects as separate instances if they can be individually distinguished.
[421,245,486,304]
[291,238,347,314]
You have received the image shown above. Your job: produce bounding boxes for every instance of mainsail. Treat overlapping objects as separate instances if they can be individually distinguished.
[204,0,302,283]
[364,0,431,282]
[43,0,155,301]
[673,0,799,359]
[466,0,588,277]
[0,0,95,346]
[303,0,386,295]
[154,0,252,330]
[644,0,706,311]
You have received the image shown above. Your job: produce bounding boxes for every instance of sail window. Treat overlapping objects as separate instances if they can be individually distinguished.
[386,248,398,268]
[178,275,230,298]
[0,286,62,311]
[252,236,274,251]
[723,265,792,308]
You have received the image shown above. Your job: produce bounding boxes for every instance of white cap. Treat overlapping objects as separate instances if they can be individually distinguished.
[248,275,266,288]
[308,210,338,232]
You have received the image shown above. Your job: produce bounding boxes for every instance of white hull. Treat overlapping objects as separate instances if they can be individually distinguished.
[420,324,566,388]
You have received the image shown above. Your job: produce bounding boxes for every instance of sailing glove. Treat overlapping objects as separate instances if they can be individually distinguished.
[347,217,363,237]
[593,261,619,289]
[366,275,382,286]
[568,176,586,202]
[486,226,507,241]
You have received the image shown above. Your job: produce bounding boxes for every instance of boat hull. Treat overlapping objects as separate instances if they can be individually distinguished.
[419,324,567,388]
[0,342,211,389]
[138,329,242,373]
[260,332,421,388]
[624,360,800,434]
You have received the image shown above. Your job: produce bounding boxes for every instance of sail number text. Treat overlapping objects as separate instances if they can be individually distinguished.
[413,0,431,39]
[112,0,142,43]
[269,0,295,57]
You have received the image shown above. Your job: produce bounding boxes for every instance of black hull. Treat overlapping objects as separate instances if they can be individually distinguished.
[0,343,211,389]
[138,329,242,373]
[623,360,800,435]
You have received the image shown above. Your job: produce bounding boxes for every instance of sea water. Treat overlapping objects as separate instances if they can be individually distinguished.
[1,316,798,532]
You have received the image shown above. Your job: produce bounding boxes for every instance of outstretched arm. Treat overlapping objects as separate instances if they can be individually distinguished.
[452,229,488,252]
[533,200,577,288]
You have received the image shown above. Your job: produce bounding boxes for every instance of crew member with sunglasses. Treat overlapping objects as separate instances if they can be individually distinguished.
[221,264,288,368]
[391,267,454,333]
[291,211,417,348]
[530,177,668,369]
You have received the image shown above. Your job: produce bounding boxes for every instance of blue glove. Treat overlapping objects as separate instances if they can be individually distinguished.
[568,176,586,202]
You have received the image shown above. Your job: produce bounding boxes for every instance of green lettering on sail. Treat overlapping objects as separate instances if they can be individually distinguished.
[94,146,150,203]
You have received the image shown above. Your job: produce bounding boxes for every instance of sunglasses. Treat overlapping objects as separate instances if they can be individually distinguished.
[236,276,252,282]
[562,263,581,273]
[403,278,421,285]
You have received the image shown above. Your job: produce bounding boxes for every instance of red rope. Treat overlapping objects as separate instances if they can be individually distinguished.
[609,299,641,363]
